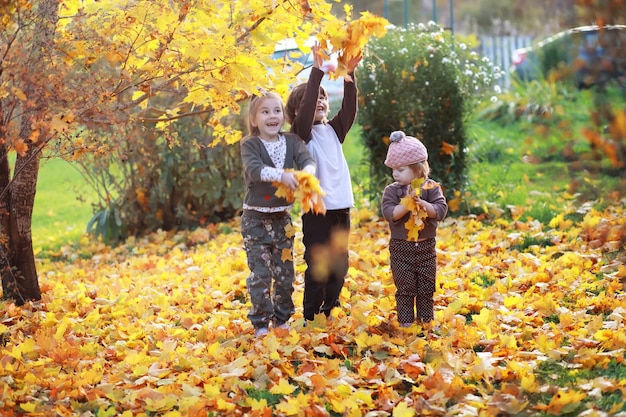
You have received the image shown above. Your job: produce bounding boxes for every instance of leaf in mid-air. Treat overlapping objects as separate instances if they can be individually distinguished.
[320,12,388,80]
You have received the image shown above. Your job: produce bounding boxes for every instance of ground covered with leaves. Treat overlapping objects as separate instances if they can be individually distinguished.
[1,196,625,417]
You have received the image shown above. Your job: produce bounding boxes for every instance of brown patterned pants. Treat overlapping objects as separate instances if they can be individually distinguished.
[389,238,437,324]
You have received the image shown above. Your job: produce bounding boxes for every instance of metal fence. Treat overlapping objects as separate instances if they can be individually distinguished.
[478,35,534,89]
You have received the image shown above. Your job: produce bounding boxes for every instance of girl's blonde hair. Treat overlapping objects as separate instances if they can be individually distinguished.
[247,92,285,136]
[410,160,430,179]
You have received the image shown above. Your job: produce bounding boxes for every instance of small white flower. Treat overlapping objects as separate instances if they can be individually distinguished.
[399,47,408,54]
[418,23,426,31]
[425,81,429,86]
[494,85,501,93]
[490,96,498,103]
[442,57,450,64]
[428,21,436,26]
[459,43,467,50]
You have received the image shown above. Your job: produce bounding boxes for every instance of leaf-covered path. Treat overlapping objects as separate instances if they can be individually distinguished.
[1,198,625,416]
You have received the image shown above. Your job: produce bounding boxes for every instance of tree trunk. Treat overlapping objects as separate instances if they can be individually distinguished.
[0,0,59,305]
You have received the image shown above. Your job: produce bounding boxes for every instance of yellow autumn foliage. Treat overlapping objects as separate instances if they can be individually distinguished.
[0,195,624,415]
[273,170,327,215]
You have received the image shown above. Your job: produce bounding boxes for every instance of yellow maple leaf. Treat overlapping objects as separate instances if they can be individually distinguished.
[354,332,383,353]
[546,389,587,414]
[320,12,388,79]
[399,177,439,241]
[393,400,415,417]
[273,170,326,214]
[269,377,296,395]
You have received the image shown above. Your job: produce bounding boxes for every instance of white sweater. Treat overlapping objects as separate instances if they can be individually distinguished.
[308,123,354,210]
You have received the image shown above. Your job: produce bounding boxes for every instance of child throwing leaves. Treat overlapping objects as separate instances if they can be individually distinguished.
[240,92,316,337]
[285,43,362,323]
[381,131,448,329]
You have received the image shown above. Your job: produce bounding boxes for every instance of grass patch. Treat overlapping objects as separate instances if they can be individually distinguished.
[472,273,496,287]
[245,387,285,407]
[32,157,94,252]
[511,233,554,252]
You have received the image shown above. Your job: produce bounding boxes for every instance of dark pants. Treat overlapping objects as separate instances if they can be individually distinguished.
[389,238,437,324]
[302,209,350,321]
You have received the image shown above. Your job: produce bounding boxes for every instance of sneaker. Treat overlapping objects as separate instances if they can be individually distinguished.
[399,322,413,328]
[276,323,289,330]
[254,327,269,337]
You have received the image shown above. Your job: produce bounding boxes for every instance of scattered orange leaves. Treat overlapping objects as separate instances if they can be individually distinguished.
[0,195,625,415]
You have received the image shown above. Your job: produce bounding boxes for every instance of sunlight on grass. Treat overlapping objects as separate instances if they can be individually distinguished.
[33,157,94,252]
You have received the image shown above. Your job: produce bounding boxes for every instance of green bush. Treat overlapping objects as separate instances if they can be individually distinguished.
[357,22,503,208]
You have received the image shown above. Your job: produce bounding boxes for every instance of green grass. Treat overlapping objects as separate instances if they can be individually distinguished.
[32,157,94,252]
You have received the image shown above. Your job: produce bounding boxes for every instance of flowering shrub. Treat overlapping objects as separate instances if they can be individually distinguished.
[358,22,505,207]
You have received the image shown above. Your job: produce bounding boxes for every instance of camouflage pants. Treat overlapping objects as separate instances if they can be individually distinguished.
[241,210,295,330]
[389,238,437,324]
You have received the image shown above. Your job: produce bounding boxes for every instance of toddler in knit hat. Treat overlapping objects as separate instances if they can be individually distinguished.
[384,131,428,169]
[380,129,448,331]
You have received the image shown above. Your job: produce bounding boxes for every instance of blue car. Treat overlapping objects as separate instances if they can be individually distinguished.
[510,25,626,88]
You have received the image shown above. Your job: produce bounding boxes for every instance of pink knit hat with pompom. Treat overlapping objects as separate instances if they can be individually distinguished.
[384,130,428,168]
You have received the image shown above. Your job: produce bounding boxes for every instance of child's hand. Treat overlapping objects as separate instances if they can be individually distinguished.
[312,43,323,69]
[320,59,337,74]
[281,171,298,190]
[346,51,363,73]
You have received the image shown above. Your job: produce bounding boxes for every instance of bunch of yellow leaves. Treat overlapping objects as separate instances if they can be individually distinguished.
[399,178,441,241]
[274,170,326,215]
[320,11,388,79]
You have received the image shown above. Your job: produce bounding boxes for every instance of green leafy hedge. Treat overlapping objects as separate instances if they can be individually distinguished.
[358,22,504,208]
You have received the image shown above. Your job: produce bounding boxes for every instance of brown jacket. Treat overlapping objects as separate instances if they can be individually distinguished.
[381,180,448,241]
[241,133,314,208]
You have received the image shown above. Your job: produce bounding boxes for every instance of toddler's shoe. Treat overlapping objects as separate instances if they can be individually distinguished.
[254,327,269,337]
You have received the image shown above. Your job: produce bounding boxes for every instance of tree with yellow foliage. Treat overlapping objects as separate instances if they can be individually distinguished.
[0,0,387,304]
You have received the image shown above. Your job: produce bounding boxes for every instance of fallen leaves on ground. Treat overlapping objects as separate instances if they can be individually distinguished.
[1,196,625,416]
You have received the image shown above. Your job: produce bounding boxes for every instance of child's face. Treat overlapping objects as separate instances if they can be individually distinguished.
[314,91,329,123]
[392,165,417,185]
[251,96,285,140]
